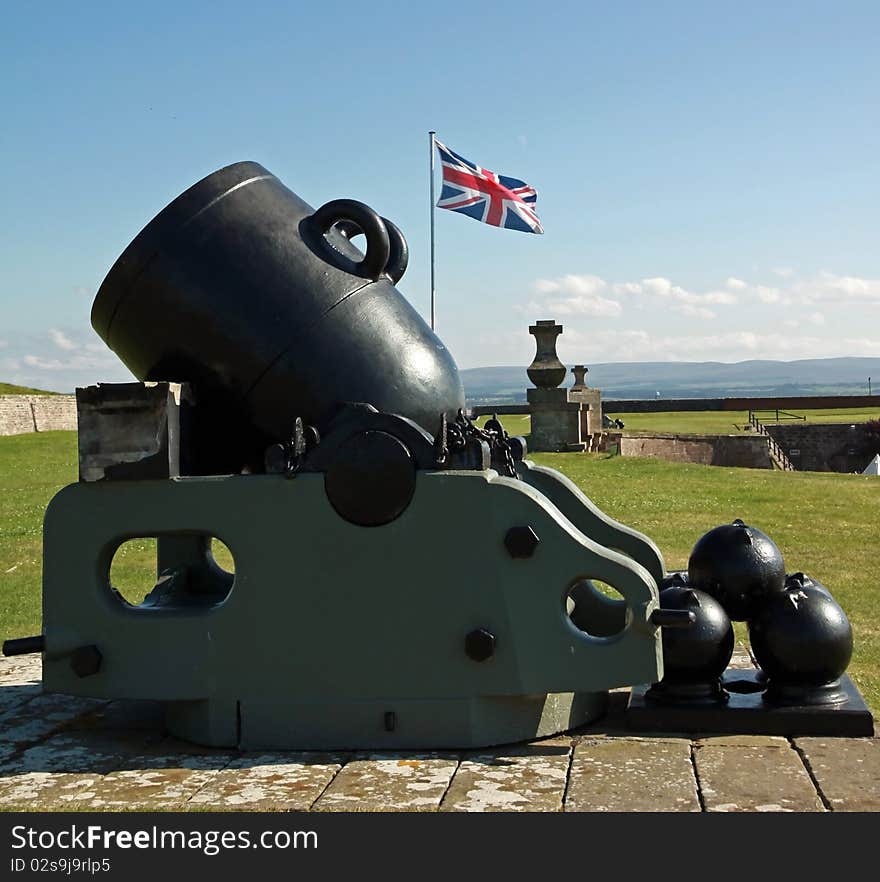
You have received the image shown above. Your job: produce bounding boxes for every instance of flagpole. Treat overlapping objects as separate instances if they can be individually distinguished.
[428,130,436,331]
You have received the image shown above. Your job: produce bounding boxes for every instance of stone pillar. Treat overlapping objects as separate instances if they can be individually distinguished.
[568,365,604,438]
[526,321,585,452]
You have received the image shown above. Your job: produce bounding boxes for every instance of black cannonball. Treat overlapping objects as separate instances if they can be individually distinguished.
[660,570,689,591]
[785,571,833,599]
[657,585,734,683]
[748,585,852,688]
[688,519,785,621]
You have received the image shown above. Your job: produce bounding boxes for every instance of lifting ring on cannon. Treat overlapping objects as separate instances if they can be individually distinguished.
[310,198,391,281]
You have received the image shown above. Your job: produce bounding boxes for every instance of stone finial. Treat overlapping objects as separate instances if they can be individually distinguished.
[571,365,588,391]
[527,320,567,389]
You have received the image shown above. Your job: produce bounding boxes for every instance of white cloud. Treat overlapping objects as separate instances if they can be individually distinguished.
[754,286,782,304]
[48,328,78,351]
[726,277,748,290]
[772,267,795,278]
[676,304,715,319]
[639,277,738,307]
[612,281,643,295]
[534,274,607,296]
[702,290,738,304]
[808,311,826,326]
[543,295,623,318]
[792,272,880,304]
[530,274,622,317]
[642,277,672,297]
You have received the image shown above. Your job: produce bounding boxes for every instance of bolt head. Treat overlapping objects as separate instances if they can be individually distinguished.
[504,525,540,558]
[465,628,496,662]
[70,645,102,678]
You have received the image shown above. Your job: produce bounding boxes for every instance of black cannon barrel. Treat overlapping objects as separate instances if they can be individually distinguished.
[92,161,465,472]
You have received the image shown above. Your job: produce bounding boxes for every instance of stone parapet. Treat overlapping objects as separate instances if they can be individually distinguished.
[620,432,773,469]
[764,422,877,473]
[0,395,77,436]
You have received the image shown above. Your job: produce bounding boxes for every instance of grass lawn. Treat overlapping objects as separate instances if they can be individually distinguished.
[475,413,531,438]
[0,383,57,395]
[1,430,878,713]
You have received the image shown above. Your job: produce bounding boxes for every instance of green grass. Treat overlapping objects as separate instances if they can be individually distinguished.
[605,407,880,435]
[475,413,531,438]
[1,430,877,712]
[0,382,57,395]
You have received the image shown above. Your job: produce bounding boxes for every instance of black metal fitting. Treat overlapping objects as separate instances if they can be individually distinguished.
[2,635,45,656]
[70,645,102,678]
[650,609,697,629]
[465,628,496,662]
[504,526,540,559]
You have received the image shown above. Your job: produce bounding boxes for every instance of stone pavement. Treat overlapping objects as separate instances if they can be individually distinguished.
[0,648,876,813]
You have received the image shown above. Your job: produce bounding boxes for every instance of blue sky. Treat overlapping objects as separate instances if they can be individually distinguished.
[1,1,878,391]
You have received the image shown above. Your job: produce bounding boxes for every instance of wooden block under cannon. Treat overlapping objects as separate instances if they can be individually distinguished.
[76,382,192,482]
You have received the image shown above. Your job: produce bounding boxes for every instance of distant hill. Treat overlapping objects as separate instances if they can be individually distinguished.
[461,357,880,404]
[0,382,57,396]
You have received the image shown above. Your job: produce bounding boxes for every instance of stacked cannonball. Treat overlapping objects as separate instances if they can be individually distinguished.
[651,520,853,707]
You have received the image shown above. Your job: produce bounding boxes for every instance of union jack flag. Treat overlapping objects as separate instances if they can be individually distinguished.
[434,139,544,234]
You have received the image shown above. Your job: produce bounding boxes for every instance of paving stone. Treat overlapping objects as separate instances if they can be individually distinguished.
[73,767,222,810]
[695,743,824,812]
[794,737,880,811]
[0,744,17,769]
[313,754,459,812]
[728,643,756,670]
[61,699,167,733]
[0,772,105,810]
[1,729,174,776]
[565,737,699,812]
[441,745,571,812]
[695,735,789,748]
[0,683,41,715]
[0,655,42,685]
[188,753,343,811]
[0,693,108,745]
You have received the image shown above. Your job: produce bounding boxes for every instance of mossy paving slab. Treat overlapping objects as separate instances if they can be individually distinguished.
[187,753,343,811]
[0,771,106,810]
[313,755,459,812]
[565,738,699,812]
[0,655,42,685]
[728,643,756,671]
[0,729,177,776]
[794,737,880,811]
[694,743,824,811]
[441,748,571,812]
[72,767,224,811]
